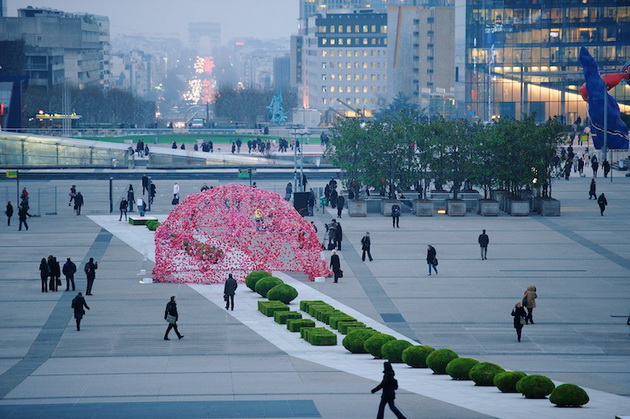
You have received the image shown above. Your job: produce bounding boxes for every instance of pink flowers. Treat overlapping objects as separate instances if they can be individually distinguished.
[153,184,332,283]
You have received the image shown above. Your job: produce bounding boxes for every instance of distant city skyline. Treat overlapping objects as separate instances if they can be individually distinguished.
[7,0,298,42]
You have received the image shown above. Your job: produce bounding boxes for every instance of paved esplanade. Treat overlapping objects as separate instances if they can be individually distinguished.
[0,167,628,418]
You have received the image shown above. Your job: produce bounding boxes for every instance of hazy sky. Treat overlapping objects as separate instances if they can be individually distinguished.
[8,0,298,41]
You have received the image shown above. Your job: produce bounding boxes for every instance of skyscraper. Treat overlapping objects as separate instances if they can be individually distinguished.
[0,0,6,17]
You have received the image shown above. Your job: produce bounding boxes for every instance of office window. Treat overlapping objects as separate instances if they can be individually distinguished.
[354,74,360,80]
[355,98,360,104]
[322,62,327,68]
[362,86,368,93]
[363,74,368,80]
[339,38,344,45]
[322,38,328,45]
[322,86,327,92]
[331,26,335,33]
[355,25,360,32]
[363,50,368,57]
[338,25,343,32]
[322,74,327,80]
[322,98,327,104]
[331,74,336,80]
[331,86,336,92]
[346,62,352,69]
[363,25,368,32]
[331,39,336,45]
[381,25,387,33]
[322,50,328,57]
[371,25,377,32]
[346,74,351,81]
[362,63,368,69]
[346,25,352,32]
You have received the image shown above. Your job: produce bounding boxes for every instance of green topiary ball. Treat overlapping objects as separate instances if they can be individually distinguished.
[246,270,272,291]
[402,345,435,368]
[267,283,299,304]
[494,371,527,393]
[516,375,556,399]
[446,358,479,380]
[426,349,459,374]
[364,334,396,359]
[549,383,589,407]
[342,329,379,354]
[469,362,506,386]
[254,276,284,298]
[380,340,413,363]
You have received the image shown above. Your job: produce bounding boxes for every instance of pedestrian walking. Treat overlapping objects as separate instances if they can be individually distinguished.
[361,232,373,262]
[523,285,537,325]
[478,229,489,260]
[68,185,76,207]
[602,159,610,178]
[591,156,599,177]
[578,157,584,176]
[47,255,57,292]
[142,174,149,195]
[84,257,98,296]
[149,183,156,205]
[511,302,527,342]
[391,204,401,228]
[371,362,407,419]
[597,193,608,216]
[119,198,128,221]
[330,250,342,283]
[171,140,177,149]
[285,182,293,201]
[71,292,90,331]
[330,187,338,209]
[5,201,13,226]
[308,189,315,216]
[127,185,135,212]
[326,220,337,250]
[588,179,596,200]
[164,296,184,340]
[52,256,61,291]
[18,203,31,231]
[224,273,238,311]
[324,184,331,207]
[335,221,343,250]
[74,192,84,215]
[137,197,146,217]
[62,257,77,291]
[39,257,49,293]
[426,245,438,276]
[336,194,345,218]
[173,183,180,204]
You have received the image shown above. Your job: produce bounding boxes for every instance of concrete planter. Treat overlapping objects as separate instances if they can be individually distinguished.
[509,199,530,216]
[381,200,401,216]
[446,199,466,216]
[413,199,433,217]
[493,191,509,211]
[536,198,561,216]
[348,199,367,217]
[477,199,500,216]
[430,191,450,200]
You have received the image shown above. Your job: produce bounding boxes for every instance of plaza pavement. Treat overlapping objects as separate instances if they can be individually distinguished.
[0,165,628,418]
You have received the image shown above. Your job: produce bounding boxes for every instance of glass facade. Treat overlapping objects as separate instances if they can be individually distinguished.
[456,0,630,122]
[0,133,129,167]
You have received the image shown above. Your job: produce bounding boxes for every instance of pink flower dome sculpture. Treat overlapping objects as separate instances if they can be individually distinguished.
[153,183,331,284]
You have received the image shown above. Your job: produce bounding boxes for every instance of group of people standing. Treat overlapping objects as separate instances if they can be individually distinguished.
[38,255,78,293]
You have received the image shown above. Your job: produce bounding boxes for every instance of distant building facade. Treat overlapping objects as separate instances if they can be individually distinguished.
[273,55,291,91]
[303,10,389,116]
[387,5,454,117]
[454,0,630,122]
[0,7,110,89]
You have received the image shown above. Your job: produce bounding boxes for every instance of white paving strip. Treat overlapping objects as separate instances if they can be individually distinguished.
[89,215,630,419]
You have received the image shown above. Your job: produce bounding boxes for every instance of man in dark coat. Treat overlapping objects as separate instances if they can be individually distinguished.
[18,203,31,231]
[142,174,149,195]
[308,189,315,216]
[336,194,345,218]
[371,362,406,419]
[224,274,238,311]
[63,257,77,291]
[327,220,337,249]
[597,193,608,216]
[361,232,373,262]
[6,201,13,226]
[84,257,98,295]
[478,229,489,260]
[164,296,183,340]
[330,187,338,209]
[335,222,343,250]
[324,184,331,207]
[74,192,84,215]
[391,204,401,228]
[71,292,90,331]
[591,157,599,177]
[329,250,341,283]
[589,179,596,200]
[602,159,611,178]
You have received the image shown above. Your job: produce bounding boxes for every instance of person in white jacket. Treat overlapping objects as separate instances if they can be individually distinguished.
[173,183,180,200]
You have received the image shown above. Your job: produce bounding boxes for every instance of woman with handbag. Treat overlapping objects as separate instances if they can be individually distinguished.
[164,296,183,341]
[524,285,537,324]
[511,301,527,342]
[71,292,90,331]
[426,245,438,276]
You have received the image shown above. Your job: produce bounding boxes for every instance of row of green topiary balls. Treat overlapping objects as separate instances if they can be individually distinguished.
[145,220,161,231]
[341,328,589,407]
[245,270,298,304]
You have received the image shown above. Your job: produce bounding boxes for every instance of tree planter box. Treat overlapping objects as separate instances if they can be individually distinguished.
[509,199,530,216]
[446,199,466,216]
[477,199,500,216]
[348,199,367,217]
[493,191,509,211]
[413,199,434,216]
[536,198,561,216]
[381,200,401,216]
[430,191,450,200]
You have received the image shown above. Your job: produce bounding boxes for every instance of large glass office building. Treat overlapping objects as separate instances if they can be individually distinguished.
[454,0,630,123]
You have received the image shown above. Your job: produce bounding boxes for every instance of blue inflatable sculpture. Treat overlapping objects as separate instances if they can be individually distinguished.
[579,47,629,150]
